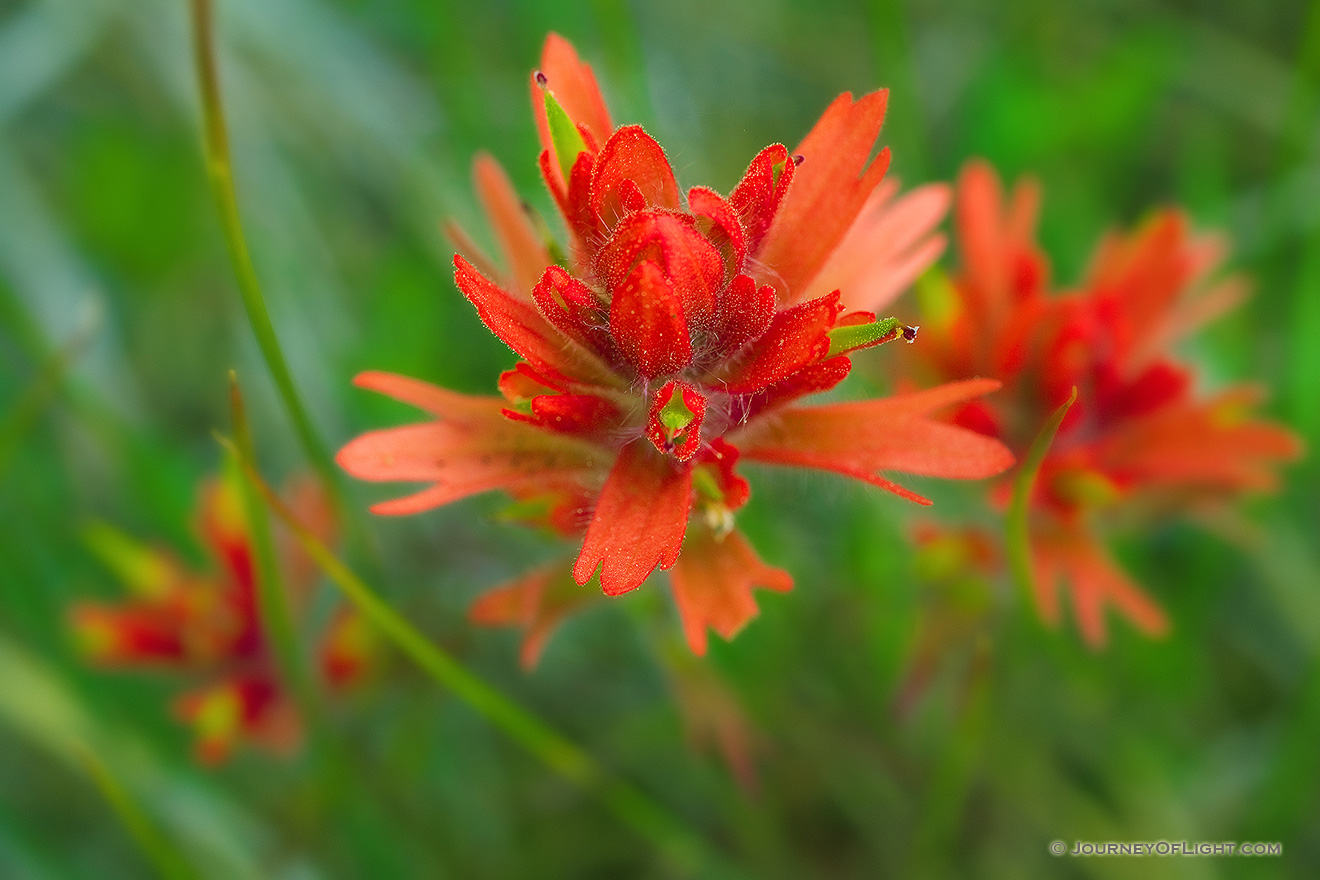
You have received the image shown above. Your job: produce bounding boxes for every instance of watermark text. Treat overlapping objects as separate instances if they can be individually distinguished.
[1049,840,1282,857]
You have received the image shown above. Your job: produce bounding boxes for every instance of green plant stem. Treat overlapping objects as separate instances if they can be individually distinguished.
[0,314,97,483]
[188,0,336,492]
[226,372,324,734]
[1005,387,1077,613]
[0,639,201,880]
[219,434,729,877]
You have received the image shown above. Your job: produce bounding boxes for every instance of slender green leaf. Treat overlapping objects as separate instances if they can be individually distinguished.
[1006,386,1077,614]
[225,372,322,733]
[543,88,588,181]
[0,310,96,482]
[79,747,201,880]
[187,0,336,495]
[0,640,200,880]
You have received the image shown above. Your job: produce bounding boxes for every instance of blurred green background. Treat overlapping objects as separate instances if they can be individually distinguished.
[2,0,1318,877]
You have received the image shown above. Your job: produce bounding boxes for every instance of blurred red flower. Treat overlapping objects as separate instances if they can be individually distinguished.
[339,34,1013,660]
[905,160,1304,646]
[70,472,374,764]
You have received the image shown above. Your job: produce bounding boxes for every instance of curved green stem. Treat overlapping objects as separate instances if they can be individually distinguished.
[0,311,97,483]
[1006,386,1077,613]
[226,372,324,734]
[79,747,202,880]
[0,639,201,880]
[189,0,336,492]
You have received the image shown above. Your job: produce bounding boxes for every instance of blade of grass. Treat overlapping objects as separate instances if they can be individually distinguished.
[217,431,734,877]
[1005,387,1077,614]
[224,371,324,732]
[0,639,201,880]
[0,306,97,483]
[78,747,202,880]
[188,0,335,492]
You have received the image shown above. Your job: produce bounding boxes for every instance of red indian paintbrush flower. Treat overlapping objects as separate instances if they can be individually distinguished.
[903,160,1304,646]
[70,472,375,764]
[339,34,1013,659]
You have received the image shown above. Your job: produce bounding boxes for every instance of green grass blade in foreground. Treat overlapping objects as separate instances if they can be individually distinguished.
[79,748,201,880]
[0,639,201,880]
[0,309,97,482]
[188,0,335,489]
[1006,386,1077,614]
[218,435,732,877]
[225,372,323,733]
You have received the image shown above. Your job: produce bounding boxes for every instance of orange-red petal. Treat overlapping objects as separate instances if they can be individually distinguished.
[733,378,1015,498]
[1099,387,1304,493]
[469,562,598,669]
[1033,530,1169,648]
[669,526,792,655]
[338,372,604,515]
[573,442,693,595]
[756,91,891,300]
[473,153,552,298]
[806,179,951,311]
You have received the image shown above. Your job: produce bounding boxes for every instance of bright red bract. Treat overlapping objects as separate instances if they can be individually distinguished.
[339,34,1013,659]
[904,160,1304,646]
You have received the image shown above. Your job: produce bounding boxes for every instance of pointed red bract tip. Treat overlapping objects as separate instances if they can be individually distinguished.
[532,33,613,162]
[687,186,748,286]
[531,264,611,354]
[729,143,795,255]
[453,254,611,382]
[755,90,891,298]
[573,443,693,595]
[590,125,681,230]
[596,210,723,312]
[670,527,793,655]
[470,563,597,669]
